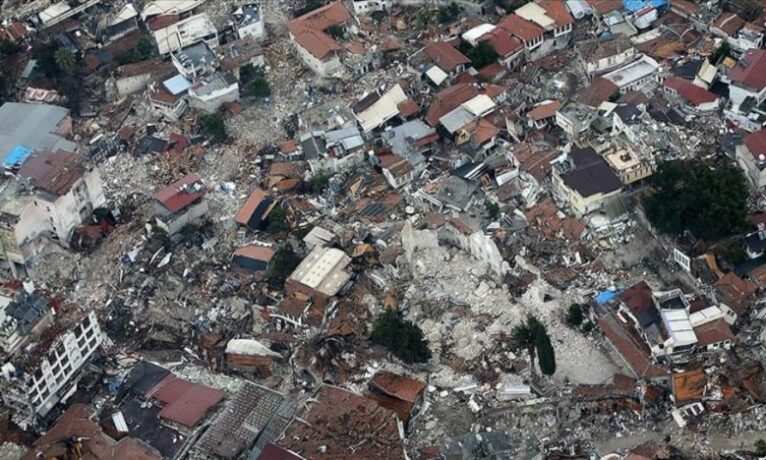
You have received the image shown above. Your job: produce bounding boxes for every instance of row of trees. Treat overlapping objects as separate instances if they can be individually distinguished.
[512,316,556,376]
[369,308,557,378]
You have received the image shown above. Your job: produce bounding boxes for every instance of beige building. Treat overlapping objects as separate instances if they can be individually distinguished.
[553,148,623,217]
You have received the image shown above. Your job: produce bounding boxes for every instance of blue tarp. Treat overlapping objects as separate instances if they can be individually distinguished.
[4,145,32,168]
[596,289,620,304]
[623,0,667,13]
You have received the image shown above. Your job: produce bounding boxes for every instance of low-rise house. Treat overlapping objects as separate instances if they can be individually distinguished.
[352,83,408,133]
[380,154,415,189]
[234,188,275,231]
[553,147,623,217]
[367,371,426,428]
[727,49,766,109]
[286,246,351,308]
[714,272,756,323]
[188,72,239,114]
[479,28,525,70]
[286,1,351,76]
[414,175,480,212]
[497,14,545,58]
[381,120,439,172]
[602,54,661,94]
[577,34,636,76]
[352,0,392,14]
[527,100,562,129]
[114,59,176,96]
[736,129,766,188]
[153,13,218,55]
[152,174,208,235]
[22,404,161,460]
[144,372,225,432]
[711,12,762,53]
[423,41,470,81]
[602,141,656,184]
[556,101,598,140]
[233,3,265,40]
[98,3,139,44]
[149,75,192,121]
[233,245,275,274]
[2,311,103,427]
[663,76,719,112]
[190,381,295,460]
[278,385,406,459]
[171,42,217,79]
[141,0,205,20]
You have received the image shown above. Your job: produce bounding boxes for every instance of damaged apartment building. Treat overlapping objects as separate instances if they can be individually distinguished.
[0,103,105,275]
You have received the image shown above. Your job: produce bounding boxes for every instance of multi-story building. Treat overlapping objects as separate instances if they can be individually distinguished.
[234,3,265,40]
[1,311,103,427]
[286,1,351,76]
[153,13,218,55]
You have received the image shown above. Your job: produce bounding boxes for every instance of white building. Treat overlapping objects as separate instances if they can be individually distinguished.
[602,54,661,94]
[188,72,239,114]
[153,13,218,55]
[286,1,350,76]
[153,174,209,235]
[0,151,105,273]
[234,4,265,40]
[1,311,103,427]
[141,0,205,20]
[727,49,766,109]
[351,0,392,15]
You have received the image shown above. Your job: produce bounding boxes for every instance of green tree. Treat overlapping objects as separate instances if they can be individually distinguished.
[240,64,258,84]
[461,41,499,69]
[0,41,18,55]
[755,439,766,456]
[512,316,541,376]
[327,25,345,40]
[370,309,431,364]
[512,316,555,376]
[438,2,461,23]
[136,35,154,58]
[54,48,75,72]
[200,114,228,144]
[566,304,584,328]
[265,206,289,234]
[642,160,749,241]
[268,245,301,286]
[485,199,500,219]
[307,172,332,194]
[535,325,556,376]
[246,77,271,98]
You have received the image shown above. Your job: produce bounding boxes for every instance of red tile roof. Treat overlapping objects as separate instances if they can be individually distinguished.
[498,14,544,42]
[154,174,207,214]
[693,318,735,347]
[511,143,557,181]
[587,0,622,15]
[664,76,718,106]
[578,76,619,107]
[744,129,766,158]
[671,0,700,17]
[713,12,745,37]
[370,371,426,403]
[287,1,350,60]
[235,188,276,226]
[148,374,225,428]
[538,0,574,27]
[425,83,479,126]
[729,49,766,91]
[397,99,420,117]
[279,386,405,460]
[18,150,85,196]
[234,245,276,262]
[599,313,668,380]
[480,29,523,57]
[22,404,161,460]
[425,41,470,72]
[527,100,562,121]
[147,14,180,31]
